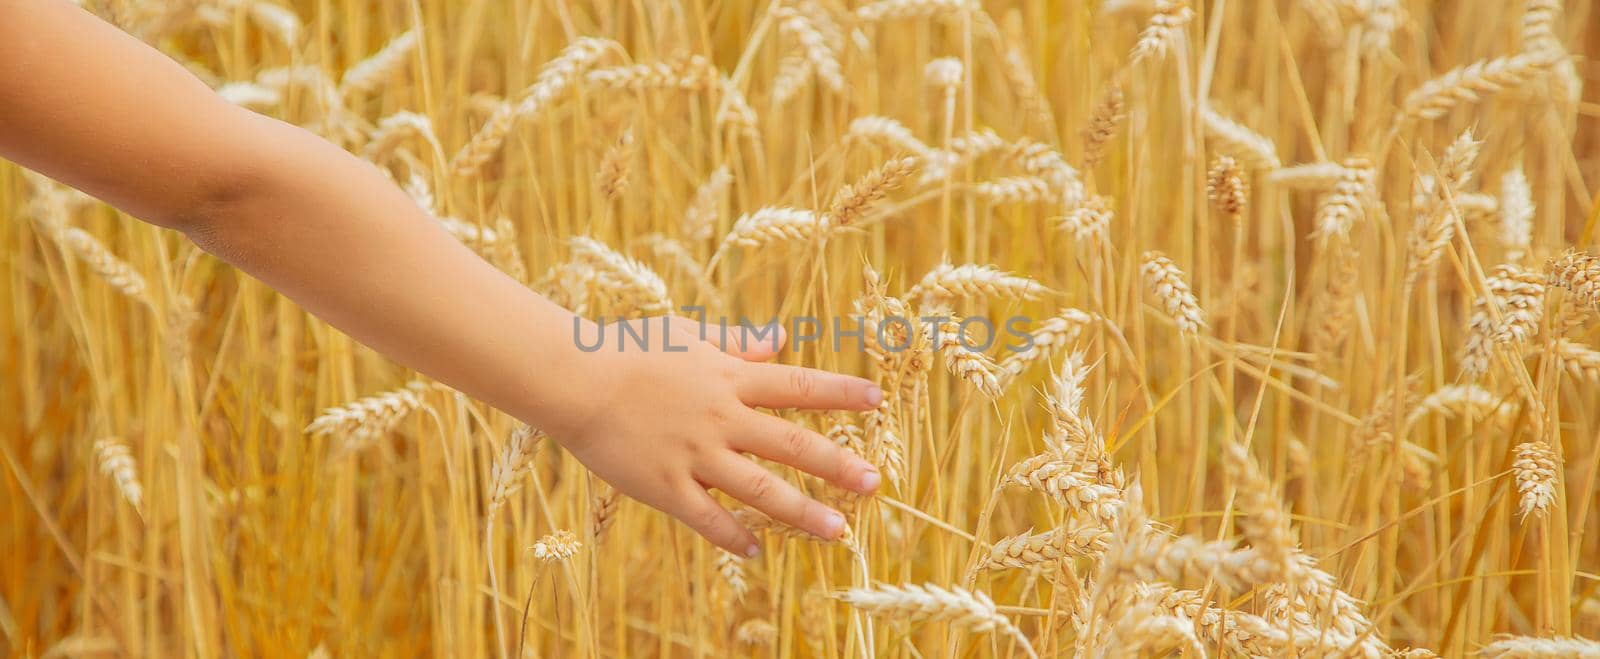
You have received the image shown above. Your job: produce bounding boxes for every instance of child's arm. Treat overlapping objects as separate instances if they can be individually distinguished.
[0,0,881,556]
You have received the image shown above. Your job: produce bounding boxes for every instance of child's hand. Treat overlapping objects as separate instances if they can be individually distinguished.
[548,316,882,557]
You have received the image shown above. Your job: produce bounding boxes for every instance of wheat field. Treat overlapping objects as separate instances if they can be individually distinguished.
[4,0,1600,656]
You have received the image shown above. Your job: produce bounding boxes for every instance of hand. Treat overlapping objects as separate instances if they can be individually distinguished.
[546,315,883,557]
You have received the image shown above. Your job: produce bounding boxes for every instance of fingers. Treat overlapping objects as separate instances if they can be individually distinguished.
[706,454,849,540]
[670,485,760,557]
[694,319,786,362]
[737,362,881,411]
[734,412,880,495]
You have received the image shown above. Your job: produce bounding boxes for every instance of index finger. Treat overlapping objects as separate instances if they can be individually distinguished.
[736,362,882,411]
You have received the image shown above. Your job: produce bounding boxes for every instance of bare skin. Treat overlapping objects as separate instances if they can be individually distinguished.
[0,0,881,557]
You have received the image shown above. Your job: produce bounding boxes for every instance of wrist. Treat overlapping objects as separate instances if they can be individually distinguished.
[518,309,621,447]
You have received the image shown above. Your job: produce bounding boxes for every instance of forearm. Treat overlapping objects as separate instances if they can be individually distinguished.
[191,115,600,433]
[0,0,600,434]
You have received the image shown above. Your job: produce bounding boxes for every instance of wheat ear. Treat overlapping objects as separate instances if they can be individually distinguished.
[1398,49,1563,124]
[339,29,418,98]
[450,37,614,178]
[530,530,581,562]
[854,0,974,22]
[825,157,918,229]
[1201,105,1281,169]
[1478,635,1600,657]
[1130,0,1193,64]
[1513,441,1559,522]
[94,438,144,518]
[1141,251,1206,335]
[733,619,778,647]
[836,583,1037,659]
[1548,250,1600,314]
[909,262,1047,306]
[569,236,673,317]
[305,380,429,453]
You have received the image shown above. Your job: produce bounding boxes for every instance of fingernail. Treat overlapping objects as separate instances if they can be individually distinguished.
[821,511,846,538]
[858,465,881,493]
[864,385,883,407]
[745,543,760,558]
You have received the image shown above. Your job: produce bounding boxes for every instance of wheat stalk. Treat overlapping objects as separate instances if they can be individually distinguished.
[450,37,615,177]
[530,530,581,562]
[714,550,749,602]
[1221,442,1295,573]
[1080,84,1125,171]
[484,425,545,527]
[924,56,962,94]
[1407,131,1483,286]
[1460,264,1546,378]
[836,583,1037,659]
[1405,384,1511,429]
[55,226,151,303]
[1141,251,1205,336]
[1042,349,1106,462]
[715,74,760,135]
[93,438,144,519]
[999,42,1052,129]
[339,29,418,98]
[711,207,825,267]
[777,7,844,93]
[1201,105,1281,169]
[733,619,778,647]
[924,317,1002,399]
[853,0,973,22]
[584,54,714,92]
[772,54,814,106]
[846,116,933,156]
[1548,250,1600,314]
[980,525,1109,570]
[589,483,621,541]
[908,262,1047,307]
[1003,454,1124,525]
[569,236,673,317]
[1056,194,1113,245]
[970,176,1057,204]
[1130,0,1193,64]
[1513,441,1559,522]
[1478,635,1600,657]
[1207,155,1248,220]
[1553,339,1600,382]
[1269,161,1352,187]
[1398,49,1563,123]
[1498,168,1535,263]
[1311,158,1376,242]
[596,127,635,201]
[304,380,429,452]
[681,167,734,242]
[364,111,443,166]
[998,310,1098,383]
[824,157,917,228]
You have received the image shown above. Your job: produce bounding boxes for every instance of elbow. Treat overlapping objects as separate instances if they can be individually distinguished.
[156,110,281,242]
[160,168,261,242]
